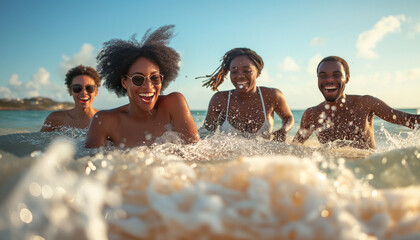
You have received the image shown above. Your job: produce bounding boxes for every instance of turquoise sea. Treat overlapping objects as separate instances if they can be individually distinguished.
[1,109,420,239]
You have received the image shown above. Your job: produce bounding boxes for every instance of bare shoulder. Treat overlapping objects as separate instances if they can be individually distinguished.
[158,92,188,108]
[161,91,186,101]
[348,94,376,103]
[210,90,230,104]
[43,109,73,125]
[302,103,325,119]
[155,92,192,115]
[361,95,381,104]
[92,105,128,122]
[347,95,381,109]
[41,109,72,131]
[45,109,71,121]
[259,86,285,101]
[259,86,281,94]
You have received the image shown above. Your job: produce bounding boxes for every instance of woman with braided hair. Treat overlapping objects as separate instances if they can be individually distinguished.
[201,48,294,141]
[85,25,199,148]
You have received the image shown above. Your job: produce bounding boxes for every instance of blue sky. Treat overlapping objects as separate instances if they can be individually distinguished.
[1,0,420,110]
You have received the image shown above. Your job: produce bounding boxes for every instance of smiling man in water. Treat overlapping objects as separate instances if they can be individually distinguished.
[293,56,420,149]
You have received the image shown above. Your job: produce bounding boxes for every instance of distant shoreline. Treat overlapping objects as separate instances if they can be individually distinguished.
[0,97,74,111]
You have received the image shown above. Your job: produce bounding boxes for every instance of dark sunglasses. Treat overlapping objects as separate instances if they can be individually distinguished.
[71,84,96,93]
[125,73,163,86]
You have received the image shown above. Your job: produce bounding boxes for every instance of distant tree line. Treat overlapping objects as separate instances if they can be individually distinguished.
[0,97,74,110]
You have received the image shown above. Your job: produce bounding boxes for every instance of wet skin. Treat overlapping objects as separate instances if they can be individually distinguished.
[41,75,98,132]
[85,57,199,148]
[293,61,420,149]
[204,55,294,141]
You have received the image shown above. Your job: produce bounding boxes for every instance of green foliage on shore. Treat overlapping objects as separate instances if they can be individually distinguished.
[0,97,74,110]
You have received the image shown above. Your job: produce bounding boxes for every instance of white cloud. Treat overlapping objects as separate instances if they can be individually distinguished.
[278,57,300,72]
[8,74,22,91]
[0,44,98,101]
[5,68,61,99]
[30,68,50,88]
[0,87,11,98]
[395,68,420,83]
[350,71,393,90]
[349,68,420,108]
[306,54,322,76]
[357,15,406,59]
[258,69,273,84]
[416,22,420,32]
[23,68,51,93]
[310,37,326,47]
[60,43,96,75]
[27,90,40,98]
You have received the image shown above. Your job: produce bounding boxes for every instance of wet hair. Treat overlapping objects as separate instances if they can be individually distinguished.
[316,56,350,78]
[65,65,101,93]
[201,48,264,91]
[96,25,180,97]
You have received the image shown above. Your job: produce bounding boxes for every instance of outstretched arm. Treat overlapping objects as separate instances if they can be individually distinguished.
[271,89,294,142]
[85,111,110,148]
[168,92,200,143]
[292,109,316,145]
[203,92,224,132]
[367,96,420,129]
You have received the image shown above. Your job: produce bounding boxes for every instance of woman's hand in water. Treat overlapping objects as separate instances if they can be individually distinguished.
[273,128,287,142]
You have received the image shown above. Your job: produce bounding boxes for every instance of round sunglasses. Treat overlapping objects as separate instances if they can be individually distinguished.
[71,84,96,94]
[125,73,163,86]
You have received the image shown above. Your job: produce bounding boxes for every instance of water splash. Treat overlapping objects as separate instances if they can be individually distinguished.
[1,131,420,239]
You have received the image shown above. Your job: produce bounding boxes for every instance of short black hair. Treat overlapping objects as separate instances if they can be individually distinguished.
[65,65,101,93]
[201,48,264,91]
[96,25,180,97]
[317,56,350,78]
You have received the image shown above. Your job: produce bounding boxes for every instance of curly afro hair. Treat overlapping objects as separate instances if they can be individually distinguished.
[201,48,264,91]
[65,65,101,94]
[96,25,180,97]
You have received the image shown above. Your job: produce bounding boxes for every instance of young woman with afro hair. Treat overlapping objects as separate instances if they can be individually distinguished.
[85,25,199,148]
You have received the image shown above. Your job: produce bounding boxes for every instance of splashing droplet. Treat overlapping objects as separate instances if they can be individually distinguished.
[20,208,33,224]
[29,182,42,197]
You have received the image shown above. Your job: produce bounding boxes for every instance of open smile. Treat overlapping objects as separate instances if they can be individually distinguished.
[321,83,342,102]
[138,92,156,103]
[78,96,91,104]
[324,84,338,93]
[236,81,249,89]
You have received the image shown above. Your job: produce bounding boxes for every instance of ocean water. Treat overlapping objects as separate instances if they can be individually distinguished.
[0,109,420,240]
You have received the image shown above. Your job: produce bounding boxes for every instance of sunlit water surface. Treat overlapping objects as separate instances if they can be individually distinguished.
[0,110,420,239]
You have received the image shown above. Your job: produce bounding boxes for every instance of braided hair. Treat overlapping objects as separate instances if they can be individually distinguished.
[201,48,264,91]
[96,25,180,97]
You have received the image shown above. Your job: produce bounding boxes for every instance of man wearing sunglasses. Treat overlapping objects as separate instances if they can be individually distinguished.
[41,65,101,132]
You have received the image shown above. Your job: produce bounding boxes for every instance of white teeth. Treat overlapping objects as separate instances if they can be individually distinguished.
[139,93,154,97]
[325,86,337,90]
[237,82,247,89]
[79,97,89,100]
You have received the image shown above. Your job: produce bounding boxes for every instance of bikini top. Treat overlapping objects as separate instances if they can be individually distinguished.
[219,87,273,138]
